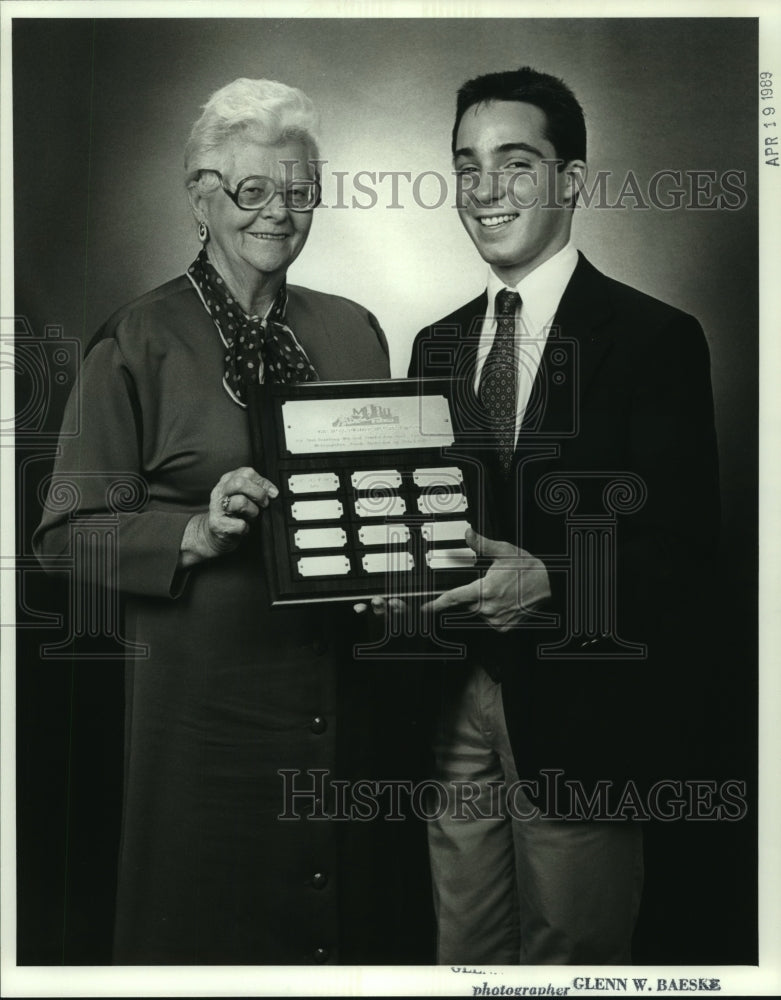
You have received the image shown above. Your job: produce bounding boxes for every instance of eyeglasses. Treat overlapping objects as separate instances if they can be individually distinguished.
[199,170,321,213]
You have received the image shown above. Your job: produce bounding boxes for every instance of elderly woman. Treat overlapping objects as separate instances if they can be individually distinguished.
[34,78,430,965]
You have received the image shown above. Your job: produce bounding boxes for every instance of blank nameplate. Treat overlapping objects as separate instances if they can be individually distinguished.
[421,520,471,544]
[417,492,468,515]
[425,548,476,569]
[355,496,406,518]
[413,466,464,488]
[361,552,414,574]
[290,499,343,521]
[287,472,340,494]
[293,527,347,550]
[358,524,411,546]
[297,555,351,577]
[351,469,402,491]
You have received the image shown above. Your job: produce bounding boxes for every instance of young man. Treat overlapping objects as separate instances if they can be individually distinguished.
[408,68,720,964]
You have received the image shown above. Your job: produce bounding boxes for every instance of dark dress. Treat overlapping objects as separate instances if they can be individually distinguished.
[34,274,433,964]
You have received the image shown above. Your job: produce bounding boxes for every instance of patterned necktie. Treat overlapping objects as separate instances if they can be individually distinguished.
[479,289,521,476]
[187,249,318,407]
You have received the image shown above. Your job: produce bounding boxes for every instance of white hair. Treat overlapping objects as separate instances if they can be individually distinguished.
[184,78,320,187]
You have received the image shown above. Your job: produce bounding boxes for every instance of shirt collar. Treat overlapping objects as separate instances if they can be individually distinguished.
[485,242,578,333]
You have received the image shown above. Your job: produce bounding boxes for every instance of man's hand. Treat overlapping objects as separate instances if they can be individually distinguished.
[420,527,551,632]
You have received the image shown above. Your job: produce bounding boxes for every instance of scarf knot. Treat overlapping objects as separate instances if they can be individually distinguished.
[187,248,318,407]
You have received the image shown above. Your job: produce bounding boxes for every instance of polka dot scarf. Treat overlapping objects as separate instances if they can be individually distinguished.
[187,248,318,407]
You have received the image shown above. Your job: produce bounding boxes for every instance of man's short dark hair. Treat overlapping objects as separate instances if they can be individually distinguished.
[452,66,587,164]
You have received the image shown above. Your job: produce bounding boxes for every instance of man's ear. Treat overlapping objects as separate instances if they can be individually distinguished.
[562,159,587,207]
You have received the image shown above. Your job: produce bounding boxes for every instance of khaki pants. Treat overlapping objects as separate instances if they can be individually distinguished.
[428,664,644,964]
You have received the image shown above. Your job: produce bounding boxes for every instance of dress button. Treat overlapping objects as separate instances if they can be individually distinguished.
[314,946,329,963]
[312,871,328,890]
[310,715,328,735]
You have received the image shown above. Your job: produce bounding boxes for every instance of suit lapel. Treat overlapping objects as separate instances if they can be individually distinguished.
[429,258,616,475]
[443,292,487,435]
[440,257,615,543]
[518,253,615,443]
[454,291,487,379]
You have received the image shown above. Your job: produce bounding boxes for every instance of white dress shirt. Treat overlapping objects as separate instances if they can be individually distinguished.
[474,242,579,441]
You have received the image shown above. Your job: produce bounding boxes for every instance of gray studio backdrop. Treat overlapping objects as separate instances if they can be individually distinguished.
[14,16,757,587]
[11,14,758,966]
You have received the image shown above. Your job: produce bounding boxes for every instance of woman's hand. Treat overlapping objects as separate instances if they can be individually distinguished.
[353,596,408,616]
[179,467,278,568]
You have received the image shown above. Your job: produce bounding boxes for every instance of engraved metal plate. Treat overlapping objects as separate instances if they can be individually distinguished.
[282,394,454,454]
[297,555,351,577]
[290,499,344,521]
[425,548,477,569]
[421,519,471,544]
[351,469,403,491]
[287,472,340,494]
[413,466,464,488]
[293,527,348,550]
[361,551,415,574]
[354,496,407,518]
[417,492,468,515]
[358,524,411,546]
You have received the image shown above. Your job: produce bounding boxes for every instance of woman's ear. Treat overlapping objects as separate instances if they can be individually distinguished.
[187,182,212,245]
[187,182,207,224]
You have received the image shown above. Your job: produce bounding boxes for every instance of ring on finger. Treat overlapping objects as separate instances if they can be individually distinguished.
[220,495,231,514]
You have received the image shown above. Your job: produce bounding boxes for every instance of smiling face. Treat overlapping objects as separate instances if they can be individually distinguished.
[454,100,585,286]
[191,137,314,311]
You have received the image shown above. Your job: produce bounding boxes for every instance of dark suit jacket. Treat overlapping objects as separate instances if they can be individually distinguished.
[409,253,721,801]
